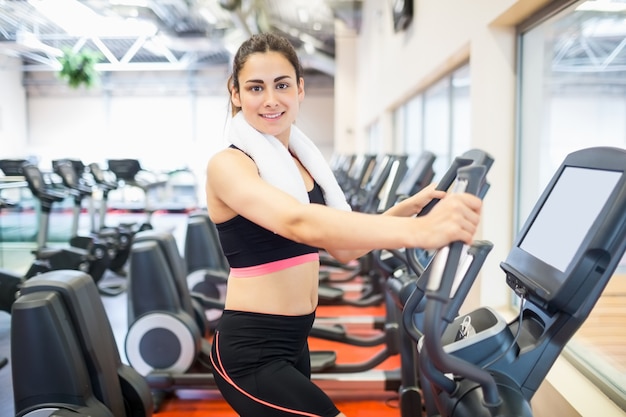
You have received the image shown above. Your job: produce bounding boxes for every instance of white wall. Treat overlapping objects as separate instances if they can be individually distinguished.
[0,55,28,157]
[18,70,333,206]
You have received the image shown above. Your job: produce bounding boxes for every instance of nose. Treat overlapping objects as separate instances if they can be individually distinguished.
[263,89,278,107]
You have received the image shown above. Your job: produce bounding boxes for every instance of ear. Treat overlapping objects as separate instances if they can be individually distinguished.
[231,87,242,108]
[298,77,305,103]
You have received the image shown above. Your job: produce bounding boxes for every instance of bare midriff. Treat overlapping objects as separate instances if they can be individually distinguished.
[224,258,320,316]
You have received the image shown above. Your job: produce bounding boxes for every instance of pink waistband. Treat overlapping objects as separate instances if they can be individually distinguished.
[229,253,320,278]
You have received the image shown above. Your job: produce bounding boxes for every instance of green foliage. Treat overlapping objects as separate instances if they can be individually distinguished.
[57,48,102,89]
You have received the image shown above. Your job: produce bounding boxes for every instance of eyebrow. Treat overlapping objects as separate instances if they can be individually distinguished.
[244,75,292,84]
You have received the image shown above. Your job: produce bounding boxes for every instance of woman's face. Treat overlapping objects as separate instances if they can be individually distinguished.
[231,51,304,143]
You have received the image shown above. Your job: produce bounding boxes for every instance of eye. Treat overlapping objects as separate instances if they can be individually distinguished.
[249,85,263,92]
[276,82,289,90]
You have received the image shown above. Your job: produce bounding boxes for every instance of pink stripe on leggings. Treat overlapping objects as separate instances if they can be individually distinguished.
[210,332,324,417]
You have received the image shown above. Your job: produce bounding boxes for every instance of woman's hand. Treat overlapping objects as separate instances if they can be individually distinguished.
[412,192,483,249]
[386,183,447,217]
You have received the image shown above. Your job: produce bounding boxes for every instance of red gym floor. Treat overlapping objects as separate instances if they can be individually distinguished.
[148,295,403,416]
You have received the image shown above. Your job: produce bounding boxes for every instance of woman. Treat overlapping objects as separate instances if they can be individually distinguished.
[206,32,482,417]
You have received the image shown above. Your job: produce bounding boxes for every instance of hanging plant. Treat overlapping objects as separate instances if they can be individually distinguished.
[57,48,102,89]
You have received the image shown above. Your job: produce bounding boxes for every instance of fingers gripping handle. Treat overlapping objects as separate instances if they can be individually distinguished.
[418,156,474,216]
[453,164,486,198]
[426,164,486,296]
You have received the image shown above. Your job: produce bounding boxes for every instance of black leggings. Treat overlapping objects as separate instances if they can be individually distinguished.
[210,309,340,417]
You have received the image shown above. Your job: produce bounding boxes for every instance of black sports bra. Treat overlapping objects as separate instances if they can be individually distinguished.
[215,146,326,268]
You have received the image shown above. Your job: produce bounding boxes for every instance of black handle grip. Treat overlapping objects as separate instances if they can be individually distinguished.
[421,163,502,409]
[418,156,474,216]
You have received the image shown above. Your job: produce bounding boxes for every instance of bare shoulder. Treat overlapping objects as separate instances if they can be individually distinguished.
[205,146,263,221]
[205,148,247,222]
[208,146,254,174]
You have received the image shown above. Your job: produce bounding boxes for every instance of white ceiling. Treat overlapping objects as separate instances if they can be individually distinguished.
[0,0,363,76]
[3,0,626,95]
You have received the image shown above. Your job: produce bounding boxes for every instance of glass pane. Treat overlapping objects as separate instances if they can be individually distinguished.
[518,0,626,402]
[405,94,424,157]
[451,64,471,157]
[393,104,407,154]
[0,183,38,274]
[423,77,451,180]
[367,120,383,153]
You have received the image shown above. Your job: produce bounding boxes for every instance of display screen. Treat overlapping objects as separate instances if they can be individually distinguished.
[519,167,621,272]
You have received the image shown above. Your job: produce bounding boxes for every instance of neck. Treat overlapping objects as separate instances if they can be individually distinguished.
[275,126,291,147]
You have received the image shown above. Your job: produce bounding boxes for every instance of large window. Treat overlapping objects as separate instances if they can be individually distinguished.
[393,64,471,181]
[517,0,626,406]
[367,119,383,154]
[450,65,471,158]
[423,77,452,177]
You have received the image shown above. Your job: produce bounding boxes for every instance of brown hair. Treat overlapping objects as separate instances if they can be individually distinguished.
[227,32,303,116]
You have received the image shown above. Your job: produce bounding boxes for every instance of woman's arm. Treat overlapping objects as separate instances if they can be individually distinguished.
[206,150,482,263]
[324,183,448,262]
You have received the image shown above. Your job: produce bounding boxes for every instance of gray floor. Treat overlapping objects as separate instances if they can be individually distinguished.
[0,212,189,417]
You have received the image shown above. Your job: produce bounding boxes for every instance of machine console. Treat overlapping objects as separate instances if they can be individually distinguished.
[501,147,626,314]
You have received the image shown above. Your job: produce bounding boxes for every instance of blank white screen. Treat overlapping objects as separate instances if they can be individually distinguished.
[519,167,621,273]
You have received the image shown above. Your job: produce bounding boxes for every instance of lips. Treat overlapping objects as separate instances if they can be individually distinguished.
[261,112,283,119]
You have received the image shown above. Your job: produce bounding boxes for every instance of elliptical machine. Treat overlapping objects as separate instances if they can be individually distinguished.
[409,146,626,416]
[318,153,411,308]
[313,149,492,347]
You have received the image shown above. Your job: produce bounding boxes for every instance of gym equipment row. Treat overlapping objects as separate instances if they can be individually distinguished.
[313,149,493,335]
[0,158,155,296]
[318,151,437,308]
[7,148,479,413]
[7,146,625,416]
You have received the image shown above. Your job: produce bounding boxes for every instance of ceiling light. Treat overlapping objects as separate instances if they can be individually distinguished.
[27,0,157,36]
[28,0,102,35]
[16,31,63,57]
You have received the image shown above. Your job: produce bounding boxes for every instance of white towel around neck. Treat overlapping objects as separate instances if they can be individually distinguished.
[228,112,351,211]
